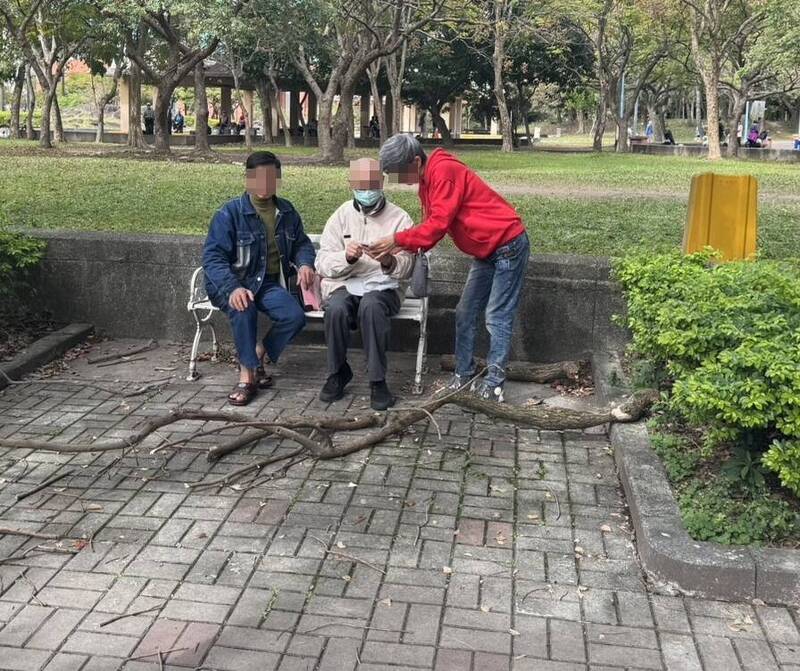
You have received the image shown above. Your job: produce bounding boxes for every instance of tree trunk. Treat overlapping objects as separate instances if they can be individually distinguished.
[153,83,175,153]
[615,116,630,153]
[593,96,607,151]
[127,63,147,149]
[647,102,662,142]
[94,73,120,144]
[193,63,211,154]
[25,66,35,141]
[231,71,253,153]
[430,107,453,146]
[327,87,352,163]
[726,94,746,158]
[268,74,292,148]
[367,61,387,145]
[576,109,585,134]
[256,80,273,144]
[492,36,513,152]
[700,69,721,160]
[96,106,105,143]
[52,93,64,143]
[316,93,335,160]
[343,94,356,148]
[695,85,703,137]
[39,86,55,148]
[10,64,24,139]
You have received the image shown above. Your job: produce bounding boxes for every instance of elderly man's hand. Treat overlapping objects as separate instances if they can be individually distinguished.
[298,265,315,291]
[345,241,364,264]
[229,288,254,312]
[368,234,398,259]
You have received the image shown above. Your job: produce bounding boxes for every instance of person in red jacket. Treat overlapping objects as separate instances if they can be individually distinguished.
[370,134,529,402]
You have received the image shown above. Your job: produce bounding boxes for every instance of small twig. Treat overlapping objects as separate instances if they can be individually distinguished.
[300,622,412,635]
[96,356,147,369]
[123,378,173,398]
[189,448,305,490]
[308,534,386,575]
[88,339,155,364]
[18,573,45,607]
[100,603,164,627]
[0,527,61,540]
[126,646,189,662]
[15,470,75,501]
[543,485,561,520]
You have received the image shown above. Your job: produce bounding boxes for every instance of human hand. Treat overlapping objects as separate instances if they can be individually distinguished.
[298,265,315,291]
[345,241,365,263]
[229,288,254,312]
[367,234,396,258]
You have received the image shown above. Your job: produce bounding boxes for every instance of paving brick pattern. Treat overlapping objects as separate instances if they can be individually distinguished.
[0,343,798,670]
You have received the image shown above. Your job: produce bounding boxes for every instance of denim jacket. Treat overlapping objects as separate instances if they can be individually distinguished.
[202,193,316,309]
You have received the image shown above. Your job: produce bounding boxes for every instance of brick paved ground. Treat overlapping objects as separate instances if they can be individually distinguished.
[0,341,798,670]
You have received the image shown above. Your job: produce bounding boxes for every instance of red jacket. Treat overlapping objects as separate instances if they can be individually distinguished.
[394,149,525,259]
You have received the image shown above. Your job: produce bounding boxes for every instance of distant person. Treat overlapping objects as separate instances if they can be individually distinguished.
[645,119,654,143]
[759,128,771,149]
[663,128,675,145]
[173,110,185,133]
[219,112,231,135]
[737,122,743,145]
[143,103,155,135]
[369,115,380,139]
[747,125,760,147]
[202,151,316,406]
[308,119,318,137]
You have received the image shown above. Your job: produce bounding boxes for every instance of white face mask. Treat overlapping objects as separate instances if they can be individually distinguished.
[353,189,383,207]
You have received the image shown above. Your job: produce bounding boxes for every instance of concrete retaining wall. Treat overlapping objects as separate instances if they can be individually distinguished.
[29,231,628,363]
[631,142,800,162]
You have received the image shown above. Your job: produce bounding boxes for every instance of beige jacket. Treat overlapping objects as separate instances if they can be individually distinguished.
[315,199,415,302]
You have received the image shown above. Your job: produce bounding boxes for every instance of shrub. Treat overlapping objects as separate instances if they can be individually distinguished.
[0,230,45,306]
[615,252,800,496]
[0,110,10,126]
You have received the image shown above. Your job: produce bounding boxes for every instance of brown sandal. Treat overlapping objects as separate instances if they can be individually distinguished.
[255,366,273,389]
[228,382,258,406]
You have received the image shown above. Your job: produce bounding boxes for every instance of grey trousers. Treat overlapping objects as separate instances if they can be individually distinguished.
[324,287,401,382]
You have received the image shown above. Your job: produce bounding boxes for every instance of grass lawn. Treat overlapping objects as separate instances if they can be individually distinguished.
[1,142,798,258]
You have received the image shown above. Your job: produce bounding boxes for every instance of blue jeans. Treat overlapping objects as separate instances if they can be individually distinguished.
[221,279,306,370]
[455,232,530,387]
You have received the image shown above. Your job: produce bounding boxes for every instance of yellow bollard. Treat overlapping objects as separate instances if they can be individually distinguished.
[682,173,758,261]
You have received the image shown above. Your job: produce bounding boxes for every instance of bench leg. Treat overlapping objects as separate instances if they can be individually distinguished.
[412,323,426,396]
[209,323,220,362]
[187,314,203,381]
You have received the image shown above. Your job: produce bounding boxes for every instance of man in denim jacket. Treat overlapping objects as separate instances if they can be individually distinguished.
[202,151,316,405]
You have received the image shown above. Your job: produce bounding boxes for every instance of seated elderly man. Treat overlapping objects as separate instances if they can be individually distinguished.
[315,158,414,410]
[202,151,316,406]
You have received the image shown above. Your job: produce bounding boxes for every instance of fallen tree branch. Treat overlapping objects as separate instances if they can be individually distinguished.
[0,377,658,490]
[440,355,583,383]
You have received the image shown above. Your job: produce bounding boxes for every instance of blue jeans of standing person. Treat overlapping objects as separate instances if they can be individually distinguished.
[221,276,306,370]
[454,232,530,387]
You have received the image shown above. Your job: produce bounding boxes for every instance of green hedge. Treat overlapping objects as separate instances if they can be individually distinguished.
[615,252,800,497]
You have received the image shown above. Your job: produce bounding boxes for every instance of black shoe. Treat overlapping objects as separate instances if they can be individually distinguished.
[370,380,396,411]
[319,362,353,402]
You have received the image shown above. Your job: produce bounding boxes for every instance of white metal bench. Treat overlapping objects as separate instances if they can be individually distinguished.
[187,234,430,393]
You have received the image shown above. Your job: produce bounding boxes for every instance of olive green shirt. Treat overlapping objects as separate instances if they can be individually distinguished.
[250,194,281,276]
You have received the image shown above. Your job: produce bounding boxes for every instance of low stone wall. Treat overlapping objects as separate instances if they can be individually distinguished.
[631,142,800,162]
[29,231,627,363]
[30,130,246,146]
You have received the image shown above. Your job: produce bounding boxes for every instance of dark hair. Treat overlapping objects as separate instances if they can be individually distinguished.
[246,151,281,174]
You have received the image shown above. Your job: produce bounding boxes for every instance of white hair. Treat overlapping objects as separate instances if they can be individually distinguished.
[379,134,426,172]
